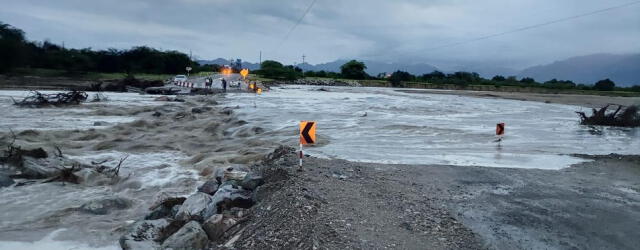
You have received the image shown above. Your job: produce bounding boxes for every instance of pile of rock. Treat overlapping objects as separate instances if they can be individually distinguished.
[120,166,264,249]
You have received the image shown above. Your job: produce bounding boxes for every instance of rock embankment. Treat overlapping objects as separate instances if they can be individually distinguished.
[119,165,266,249]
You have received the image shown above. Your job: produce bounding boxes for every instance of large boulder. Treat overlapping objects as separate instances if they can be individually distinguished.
[174,193,215,222]
[197,180,219,195]
[214,167,249,185]
[239,173,264,191]
[161,221,209,250]
[119,219,169,250]
[211,185,254,214]
[0,175,14,188]
[146,197,186,220]
[79,196,131,215]
[201,214,224,242]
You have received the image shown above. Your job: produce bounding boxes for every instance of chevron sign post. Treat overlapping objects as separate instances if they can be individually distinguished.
[299,121,317,170]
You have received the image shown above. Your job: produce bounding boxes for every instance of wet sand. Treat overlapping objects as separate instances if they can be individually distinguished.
[397,89,640,108]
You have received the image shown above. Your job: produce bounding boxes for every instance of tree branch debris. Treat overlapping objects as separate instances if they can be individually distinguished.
[577,105,640,127]
[12,90,88,107]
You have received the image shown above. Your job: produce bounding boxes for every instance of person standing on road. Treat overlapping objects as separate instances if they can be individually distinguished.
[222,78,227,92]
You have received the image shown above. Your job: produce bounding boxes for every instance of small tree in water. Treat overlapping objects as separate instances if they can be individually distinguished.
[340,60,368,80]
[388,70,414,87]
[594,79,615,91]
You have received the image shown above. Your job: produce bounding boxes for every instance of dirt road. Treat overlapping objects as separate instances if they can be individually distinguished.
[233,150,640,249]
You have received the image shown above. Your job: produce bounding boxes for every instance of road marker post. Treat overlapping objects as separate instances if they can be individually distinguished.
[299,121,317,170]
[495,122,505,143]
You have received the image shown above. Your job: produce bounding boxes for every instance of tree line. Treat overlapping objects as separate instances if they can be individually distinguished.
[1,22,204,75]
[384,70,638,92]
[258,58,639,92]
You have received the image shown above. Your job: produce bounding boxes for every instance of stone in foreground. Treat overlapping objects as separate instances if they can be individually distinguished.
[161,221,209,250]
[202,214,225,242]
[119,219,169,250]
[174,192,215,222]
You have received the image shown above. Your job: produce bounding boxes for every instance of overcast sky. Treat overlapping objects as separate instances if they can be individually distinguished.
[1,0,639,69]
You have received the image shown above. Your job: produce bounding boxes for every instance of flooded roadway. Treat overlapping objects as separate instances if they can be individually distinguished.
[223,85,640,169]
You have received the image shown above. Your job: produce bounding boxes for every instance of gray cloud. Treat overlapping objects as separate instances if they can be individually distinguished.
[1,0,638,69]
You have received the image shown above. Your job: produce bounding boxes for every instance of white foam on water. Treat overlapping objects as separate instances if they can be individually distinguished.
[0,229,118,250]
[223,85,640,170]
[68,150,198,189]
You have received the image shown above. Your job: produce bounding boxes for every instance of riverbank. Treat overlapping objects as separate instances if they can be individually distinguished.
[397,89,640,108]
[260,78,640,108]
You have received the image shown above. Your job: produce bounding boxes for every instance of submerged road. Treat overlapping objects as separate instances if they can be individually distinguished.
[223,85,640,169]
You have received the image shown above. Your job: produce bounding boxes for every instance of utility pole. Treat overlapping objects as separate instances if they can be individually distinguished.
[301,54,306,78]
[259,51,262,66]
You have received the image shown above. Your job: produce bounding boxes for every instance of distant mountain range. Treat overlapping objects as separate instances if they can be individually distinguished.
[296,60,440,76]
[518,53,640,86]
[199,53,640,86]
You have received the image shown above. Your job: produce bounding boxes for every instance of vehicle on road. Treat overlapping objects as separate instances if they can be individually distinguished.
[229,80,241,88]
[173,75,187,82]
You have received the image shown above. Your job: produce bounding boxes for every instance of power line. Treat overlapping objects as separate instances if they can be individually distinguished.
[425,0,640,51]
[274,0,318,52]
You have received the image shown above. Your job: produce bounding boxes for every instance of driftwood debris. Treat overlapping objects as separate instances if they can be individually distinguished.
[577,105,640,127]
[12,91,88,107]
[1,131,129,185]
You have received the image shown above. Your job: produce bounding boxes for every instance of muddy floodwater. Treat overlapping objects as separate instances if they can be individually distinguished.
[0,91,163,131]
[223,85,640,169]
